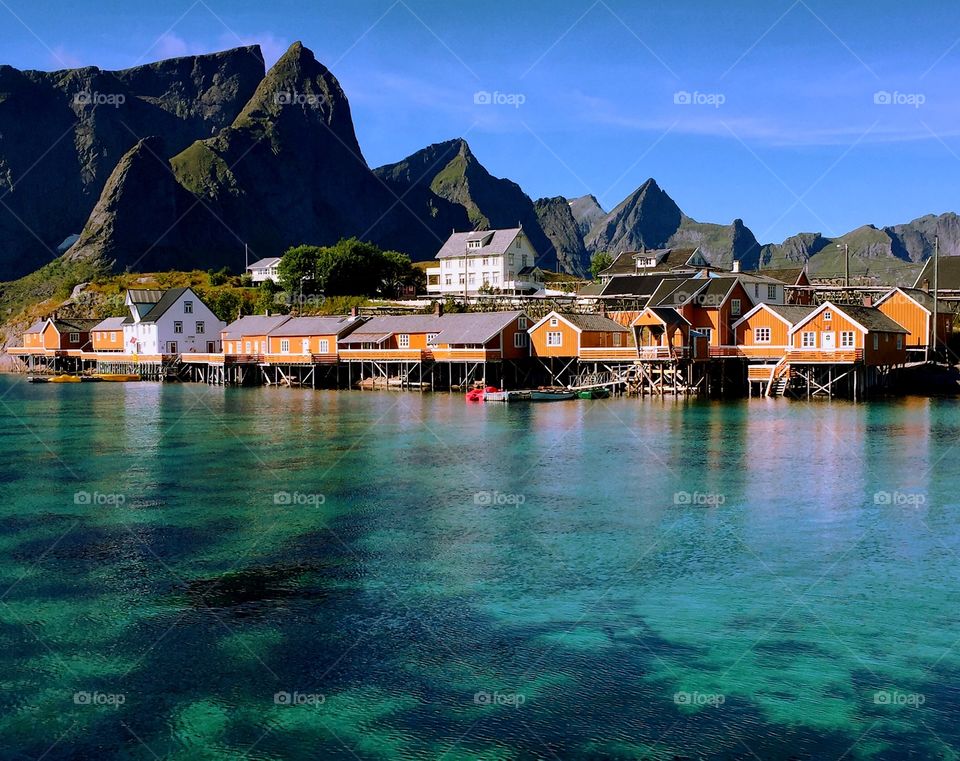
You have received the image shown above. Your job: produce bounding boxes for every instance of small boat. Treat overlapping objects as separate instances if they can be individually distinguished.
[578,388,611,400]
[483,390,510,402]
[47,375,82,384]
[465,385,501,402]
[531,387,576,401]
[93,373,140,382]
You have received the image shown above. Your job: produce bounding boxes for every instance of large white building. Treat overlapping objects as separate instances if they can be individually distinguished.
[124,288,226,355]
[426,228,545,296]
[246,257,282,284]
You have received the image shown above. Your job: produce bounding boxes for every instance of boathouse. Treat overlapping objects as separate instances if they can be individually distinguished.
[874,287,954,360]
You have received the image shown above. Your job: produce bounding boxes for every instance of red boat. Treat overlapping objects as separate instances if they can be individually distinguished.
[465,386,501,402]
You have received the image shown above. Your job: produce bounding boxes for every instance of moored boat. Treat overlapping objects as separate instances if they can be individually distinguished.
[531,387,576,401]
[578,388,611,400]
[47,374,82,383]
[93,373,140,382]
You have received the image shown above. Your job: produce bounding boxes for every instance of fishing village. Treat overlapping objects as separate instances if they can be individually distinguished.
[6,227,958,401]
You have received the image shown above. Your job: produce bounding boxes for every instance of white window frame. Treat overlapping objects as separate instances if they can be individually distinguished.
[731,299,741,316]
[196,321,204,334]
[245,341,251,353]
[549,317,559,327]
[514,332,528,348]
[398,334,410,348]
[184,301,193,314]
[518,317,528,329]
[754,327,771,343]
[613,332,622,347]
[767,285,777,299]
[546,331,563,347]
[873,334,879,350]
[174,321,183,334]
[840,331,855,348]
[801,331,816,348]
[69,332,80,343]
[280,339,290,353]
[823,310,832,321]
[319,339,330,354]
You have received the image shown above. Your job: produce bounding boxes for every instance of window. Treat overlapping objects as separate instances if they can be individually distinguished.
[840,331,855,348]
[767,285,777,299]
[468,240,482,249]
[196,321,204,334]
[698,328,713,345]
[174,321,183,334]
[509,254,515,265]
[549,317,559,327]
[445,275,452,286]
[514,332,528,348]
[426,333,439,343]
[802,332,816,348]
[754,327,771,343]
[69,332,80,343]
[492,272,500,284]
[873,334,879,350]
[319,339,330,353]
[184,301,193,314]
[398,334,410,348]
[468,273,476,285]
[754,284,760,297]
[546,331,563,347]
[111,332,118,341]
[897,334,903,349]
[823,310,832,321]
[245,341,251,353]
[481,257,489,266]
[458,275,465,285]
[518,317,528,330]
[522,255,529,266]
[731,299,741,316]
[613,333,622,347]
[280,339,290,353]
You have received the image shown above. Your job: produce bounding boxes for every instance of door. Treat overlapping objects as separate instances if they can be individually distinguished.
[206,342,216,353]
[167,341,178,354]
[822,332,835,350]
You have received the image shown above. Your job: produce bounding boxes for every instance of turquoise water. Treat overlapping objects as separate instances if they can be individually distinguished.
[1,376,959,759]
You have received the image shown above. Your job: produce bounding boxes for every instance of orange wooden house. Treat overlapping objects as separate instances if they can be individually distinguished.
[631,306,706,360]
[90,317,128,352]
[221,315,292,358]
[427,312,531,363]
[787,302,908,366]
[874,287,954,358]
[264,316,367,364]
[648,277,753,355]
[733,303,817,360]
[527,311,635,362]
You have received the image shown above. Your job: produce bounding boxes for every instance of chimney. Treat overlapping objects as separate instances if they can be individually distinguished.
[265,310,271,317]
[434,301,444,317]
[922,279,930,293]
[350,306,359,318]
[732,260,741,273]
[862,295,873,307]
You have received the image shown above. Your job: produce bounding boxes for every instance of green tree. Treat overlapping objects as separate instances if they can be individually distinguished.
[278,245,322,294]
[590,251,614,279]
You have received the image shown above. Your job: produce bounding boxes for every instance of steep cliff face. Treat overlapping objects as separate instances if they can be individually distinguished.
[533,197,590,276]
[568,195,605,239]
[0,47,264,278]
[585,179,684,254]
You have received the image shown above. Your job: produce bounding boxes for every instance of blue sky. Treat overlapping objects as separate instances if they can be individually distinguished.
[4,0,960,244]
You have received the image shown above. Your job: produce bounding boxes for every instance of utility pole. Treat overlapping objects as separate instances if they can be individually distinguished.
[933,234,940,362]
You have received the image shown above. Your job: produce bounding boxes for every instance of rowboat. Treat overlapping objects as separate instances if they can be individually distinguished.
[48,375,82,383]
[483,390,510,402]
[93,374,140,382]
[578,388,611,400]
[531,388,576,401]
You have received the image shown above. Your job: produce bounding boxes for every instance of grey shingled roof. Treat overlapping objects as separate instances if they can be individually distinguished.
[222,315,291,339]
[557,313,631,332]
[648,278,707,307]
[839,305,908,333]
[139,288,191,323]
[757,267,806,285]
[435,228,523,259]
[597,273,689,298]
[92,317,128,331]
[52,318,99,332]
[599,247,701,278]
[338,314,447,344]
[247,257,282,270]
[269,316,365,337]
[646,307,690,327]
[914,257,960,291]
[24,320,46,334]
[127,289,164,304]
[764,305,817,324]
[428,311,524,345]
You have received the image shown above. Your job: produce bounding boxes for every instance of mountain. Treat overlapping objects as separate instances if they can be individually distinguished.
[374,138,581,271]
[569,195,605,238]
[584,179,762,268]
[532,197,590,276]
[0,47,264,279]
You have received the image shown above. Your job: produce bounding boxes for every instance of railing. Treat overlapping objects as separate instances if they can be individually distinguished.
[708,346,743,358]
[747,365,778,381]
[338,349,425,361]
[579,347,639,360]
[786,349,863,363]
[261,353,340,365]
[180,353,225,364]
[430,348,502,362]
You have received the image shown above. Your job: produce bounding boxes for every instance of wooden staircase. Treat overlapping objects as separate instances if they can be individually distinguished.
[765,357,792,397]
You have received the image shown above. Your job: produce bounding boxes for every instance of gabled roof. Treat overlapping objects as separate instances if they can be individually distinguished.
[529,311,630,334]
[789,302,908,335]
[51,318,99,333]
[24,320,46,334]
[92,316,128,331]
[648,278,708,307]
[247,257,282,270]
[757,267,808,285]
[732,302,816,330]
[222,314,291,340]
[138,288,194,323]
[338,314,447,344]
[127,289,164,304]
[914,257,960,291]
[268,316,366,337]
[875,287,954,315]
[633,306,690,328]
[436,228,524,259]
[594,273,692,298]
[599,247,702,278]
[428,311,525,345]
